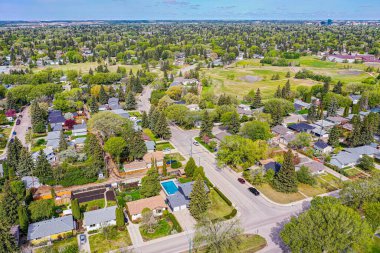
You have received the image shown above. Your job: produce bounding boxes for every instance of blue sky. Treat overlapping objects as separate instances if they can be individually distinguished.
[1,0,379,21]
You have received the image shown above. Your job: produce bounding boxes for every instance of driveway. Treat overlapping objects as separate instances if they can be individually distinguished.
[172,209,196,232]
[77,232,91,253]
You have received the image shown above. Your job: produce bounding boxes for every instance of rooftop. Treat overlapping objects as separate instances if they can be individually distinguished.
[127,196,166,215]
[83,206,117,226]
[27,215,75,241]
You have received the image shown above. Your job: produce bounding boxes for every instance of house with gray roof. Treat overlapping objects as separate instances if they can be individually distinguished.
[83,206,117,231]
[46,139,60,150]
[271,125,293,136]
[330,145,380,169]
[145,141,156,153]
[72,123,87,137]
[108,97,120,110]
[111,109,130,119]
[27,215,75,244]
[47,131,60,141]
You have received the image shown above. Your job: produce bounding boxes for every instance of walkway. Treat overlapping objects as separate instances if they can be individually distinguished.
[127,223,144,247]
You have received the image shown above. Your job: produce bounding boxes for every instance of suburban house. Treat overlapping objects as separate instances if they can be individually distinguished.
[327,54,356,63]
[310,125,329,138]
[294,99,311,111]
[48,110,65,126]
[52,124,63,131]
[46,131,60,150]
[271,125,294,143]
[259,159,281,173]
[297,161,325,175]
[72,137,86,151]
[314,140,333,154]
[145,141,156,153]
[0,163,3,177]
[123,160,148,173]
[111,109,130,119]
[186,104,200,111]
[143,151,164,168]
[83,206,117,231]
[349,94,361,105]
[21,176,41,189]
[166,181,209,212]
[214,131,231,143]
[169,77,199,87]
[237,104,253,116]
[279,133,297,145]
[326,116,349,126]
[330,145,380,168]
[72,123,87,137]
[27,215,76,245]
[283,114,307,124]
[32,147,56,163]
[108,97,120,110]
[127,196,167,221]
[288,123,315,133]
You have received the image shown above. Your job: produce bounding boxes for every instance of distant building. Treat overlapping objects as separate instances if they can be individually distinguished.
[72,123,87,137]
[314,140,333,154]
[330,145,380,168]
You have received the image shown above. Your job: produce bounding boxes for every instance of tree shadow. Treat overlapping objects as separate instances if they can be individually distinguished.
[270,218,291,252]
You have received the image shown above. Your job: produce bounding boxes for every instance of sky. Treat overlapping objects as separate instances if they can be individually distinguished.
[0,0,379,21]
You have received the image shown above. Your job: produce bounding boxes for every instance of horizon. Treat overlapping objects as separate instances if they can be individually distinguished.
[1,0,379,21]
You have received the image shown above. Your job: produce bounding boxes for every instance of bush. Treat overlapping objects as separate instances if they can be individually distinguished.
[58,167,97,187]
[213,187,232,206]
[168,213,183,232]
[204,177,214,188]
[223,208,237,219]
[170,161,182,169]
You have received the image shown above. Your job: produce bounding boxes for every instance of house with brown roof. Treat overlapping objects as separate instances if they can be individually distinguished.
[143,151,164,167]
[123,160,147,173]
[127,196,167,221]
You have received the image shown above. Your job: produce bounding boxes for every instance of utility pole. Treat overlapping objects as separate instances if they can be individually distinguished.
[190,137,193,157]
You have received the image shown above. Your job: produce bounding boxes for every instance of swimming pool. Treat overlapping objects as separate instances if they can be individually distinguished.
[161,180,179,195]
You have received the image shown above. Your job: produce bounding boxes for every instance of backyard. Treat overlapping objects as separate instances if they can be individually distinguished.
[80,198,117,212]
[156,141,175,151]
[89,226,132,253]
[34,237,78,253]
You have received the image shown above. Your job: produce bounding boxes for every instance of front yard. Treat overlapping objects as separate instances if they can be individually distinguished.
[139,214,181,241]
[34,237,78,253]
[156,141,174,151]
[89,226,132,253]
[256,184,305,204]
[207,189,234,220]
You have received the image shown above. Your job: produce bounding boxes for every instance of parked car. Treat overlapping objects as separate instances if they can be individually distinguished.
[79,234,86,244]
[193,141,199,146]
[16,119,21,125]
[238,178,246,184]
[248,187,260,196]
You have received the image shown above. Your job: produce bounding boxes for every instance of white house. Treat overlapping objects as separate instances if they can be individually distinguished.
[314,140,333,154]
[126,196,167,221]
[72,123,87,137]
[83,206,117,231]
[186,104,200,111]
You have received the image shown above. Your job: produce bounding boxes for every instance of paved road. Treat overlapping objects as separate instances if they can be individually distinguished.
[177,64,198,75]
[137,86,152,113]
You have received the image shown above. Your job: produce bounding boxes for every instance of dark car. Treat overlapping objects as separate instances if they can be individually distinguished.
[79,234,86,244]
[238,178,246,184]
[248,187,260,196]
[16,119,21,125]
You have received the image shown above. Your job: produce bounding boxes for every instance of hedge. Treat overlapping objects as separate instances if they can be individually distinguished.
[204,177,214,188]
[324,162,349,177]
[213,187,232,206]
[223,208,237,220]
[168,213,183,232]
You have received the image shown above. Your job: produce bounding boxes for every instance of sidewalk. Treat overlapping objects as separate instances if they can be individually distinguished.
[127,223,144,247]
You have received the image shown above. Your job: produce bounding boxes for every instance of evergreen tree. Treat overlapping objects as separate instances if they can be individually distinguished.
[17,148,34,177]
[162,160,167,176]
[273,150,297,193]
[18,205,29,233]
[275,85,282,98]
[286,71,291,78]
[127,132,147,160]
[33,150,53,184]
[125,92,137,110]
[0,221,18,253]
[154,112,171,140]
[360,116,373,145]
[71,199,81,220]
[359,95,368,111]
[251,88,262,109]
[117,87,126,102]
[351,103,360,114]
[31,101,46,132]
[140,168,160,198]
[6,92,17,110]
[149,107,160,130]
[228,112,240,134]
[343,106,349,117]
[115,207,125,229]
[283,80,291,99]
[322,81,330,94]
[89,97,98,113]
[332,81,343,94]
[141,111,149,128]
[185,157,197,177]
[199,110,213,138]
[59,131,68,151]
[307,104,317,123]
[189,175,210,220]
[327,97,339,117]
[7,137,23,172]
[0,182,19,225]
[328,126,341,147]
[99,85,108,104]
[350,115,362,147]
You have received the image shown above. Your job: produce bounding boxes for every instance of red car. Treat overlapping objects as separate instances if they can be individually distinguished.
[238,178,246,184]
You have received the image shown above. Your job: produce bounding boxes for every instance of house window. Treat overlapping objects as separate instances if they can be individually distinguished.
[90,224,96,228]
[156,209,162,214]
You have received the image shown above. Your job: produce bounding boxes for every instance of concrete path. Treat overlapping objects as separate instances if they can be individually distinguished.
[127,223,144,247]
[77,232,91,253]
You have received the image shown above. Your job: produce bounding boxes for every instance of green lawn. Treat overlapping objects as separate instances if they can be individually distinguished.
[256,184,305,204]
[89,227,132,253]
[207,189,234,220]
[344,167,363,177]
[128,111,142,117]
[143,128,159,141]
[178,177,193,183]
[318,173,343,189]
[35,237,78,253]
[370,236,380,253]
[31,145,46,153]
[37,61,141,73]
[140,218,174,241]
[165,152,185,162]
[156,142,174,151]
[194,137,215,152]
[80,199,105,212]
[298,183,327,197]
[125,189,142,201]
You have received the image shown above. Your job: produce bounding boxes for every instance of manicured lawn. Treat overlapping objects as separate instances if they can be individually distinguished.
[71,134,87,139]
[125,189,142,201]
[178,177,193,183]
[196,234,267,253]
[140,218,173,241]
[156,142,174,151]
[165,152,185,162]
[80,199,105,212]
[371,236,380,253]
[207,189,234,220]
[298,183,327,197]
[344,167,363,177]
[31,145,46,153]
[35,237,78,253]
[128,111,142,117]
[318,173,343,189]
[143,128,159,141]
[256,184,305,204]
[89,227,132,253]
[194,137,215,152]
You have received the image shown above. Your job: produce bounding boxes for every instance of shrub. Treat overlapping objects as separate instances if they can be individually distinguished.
[213,187,232,206]
[170,160,182,169]
[223,208,237,220]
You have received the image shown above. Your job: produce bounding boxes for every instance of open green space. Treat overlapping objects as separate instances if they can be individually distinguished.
[318,173,343,189]
[165,152,185,162]
[89,226,132,253]
[256,183,305,204]
[37,62,141,73]
[34,237,78,253]
[156,141,174,151]
[344,167,364,177]
[207,189,234,220]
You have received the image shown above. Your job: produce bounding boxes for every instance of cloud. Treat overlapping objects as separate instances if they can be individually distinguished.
[162,0,190,5]
[217,5,236,10]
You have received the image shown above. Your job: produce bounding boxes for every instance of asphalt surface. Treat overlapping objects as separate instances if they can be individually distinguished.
[137,86,152,113]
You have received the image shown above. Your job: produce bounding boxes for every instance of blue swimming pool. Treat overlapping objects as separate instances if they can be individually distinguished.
[161,180,179,195]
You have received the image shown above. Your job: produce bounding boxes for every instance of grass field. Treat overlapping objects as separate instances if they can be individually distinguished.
[298,183,327,197]
[207,189,234,220]
[156,142,174,151]
[89,227,131,253]
[202,56,374,100]
[36,62,141,74]
[256,184,305,204]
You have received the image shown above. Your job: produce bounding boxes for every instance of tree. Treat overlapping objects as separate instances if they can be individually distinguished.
[193,166,205,179]
[28,199,54,222]
[17,148,34,177]
[140,168,161,198]
[327,96,339,117]
[88,111,132,139]
[349,115,362,147]
[154,112,171,140]
[332,80,343,94]
[307,104,317,123]
[18,205,29,233]
[99,85,108,104]
[6,92,17,111]
[125,92,137,110]
[289,132,312,148]
[89,97,99,114]
[162,160,167,176]
[185,157,197,177]
[199,110,213,138]
[0,221,18,253]
[273,150,297,193]
[141,111,149,128]
[240,120,272,141]
[33,150,53,184]
[363,202,380,232]
[280,202,372,253]
[189,176,210,220]
[141,208,157,233]
[104,137,127,165]
[263,98,294,125]
[358,155,375,171]
[59,131,68,151]
[328,125,341,147]
[0,182,19,225]
[221,111,240,134]
[251,88,262,109]
[126,132,147,161]
[116,207,125,229]
[193,218,243,253]
[71,199,81,220]
[286,71,291,78]
[296,166,316,185]
[282,80,291,100]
